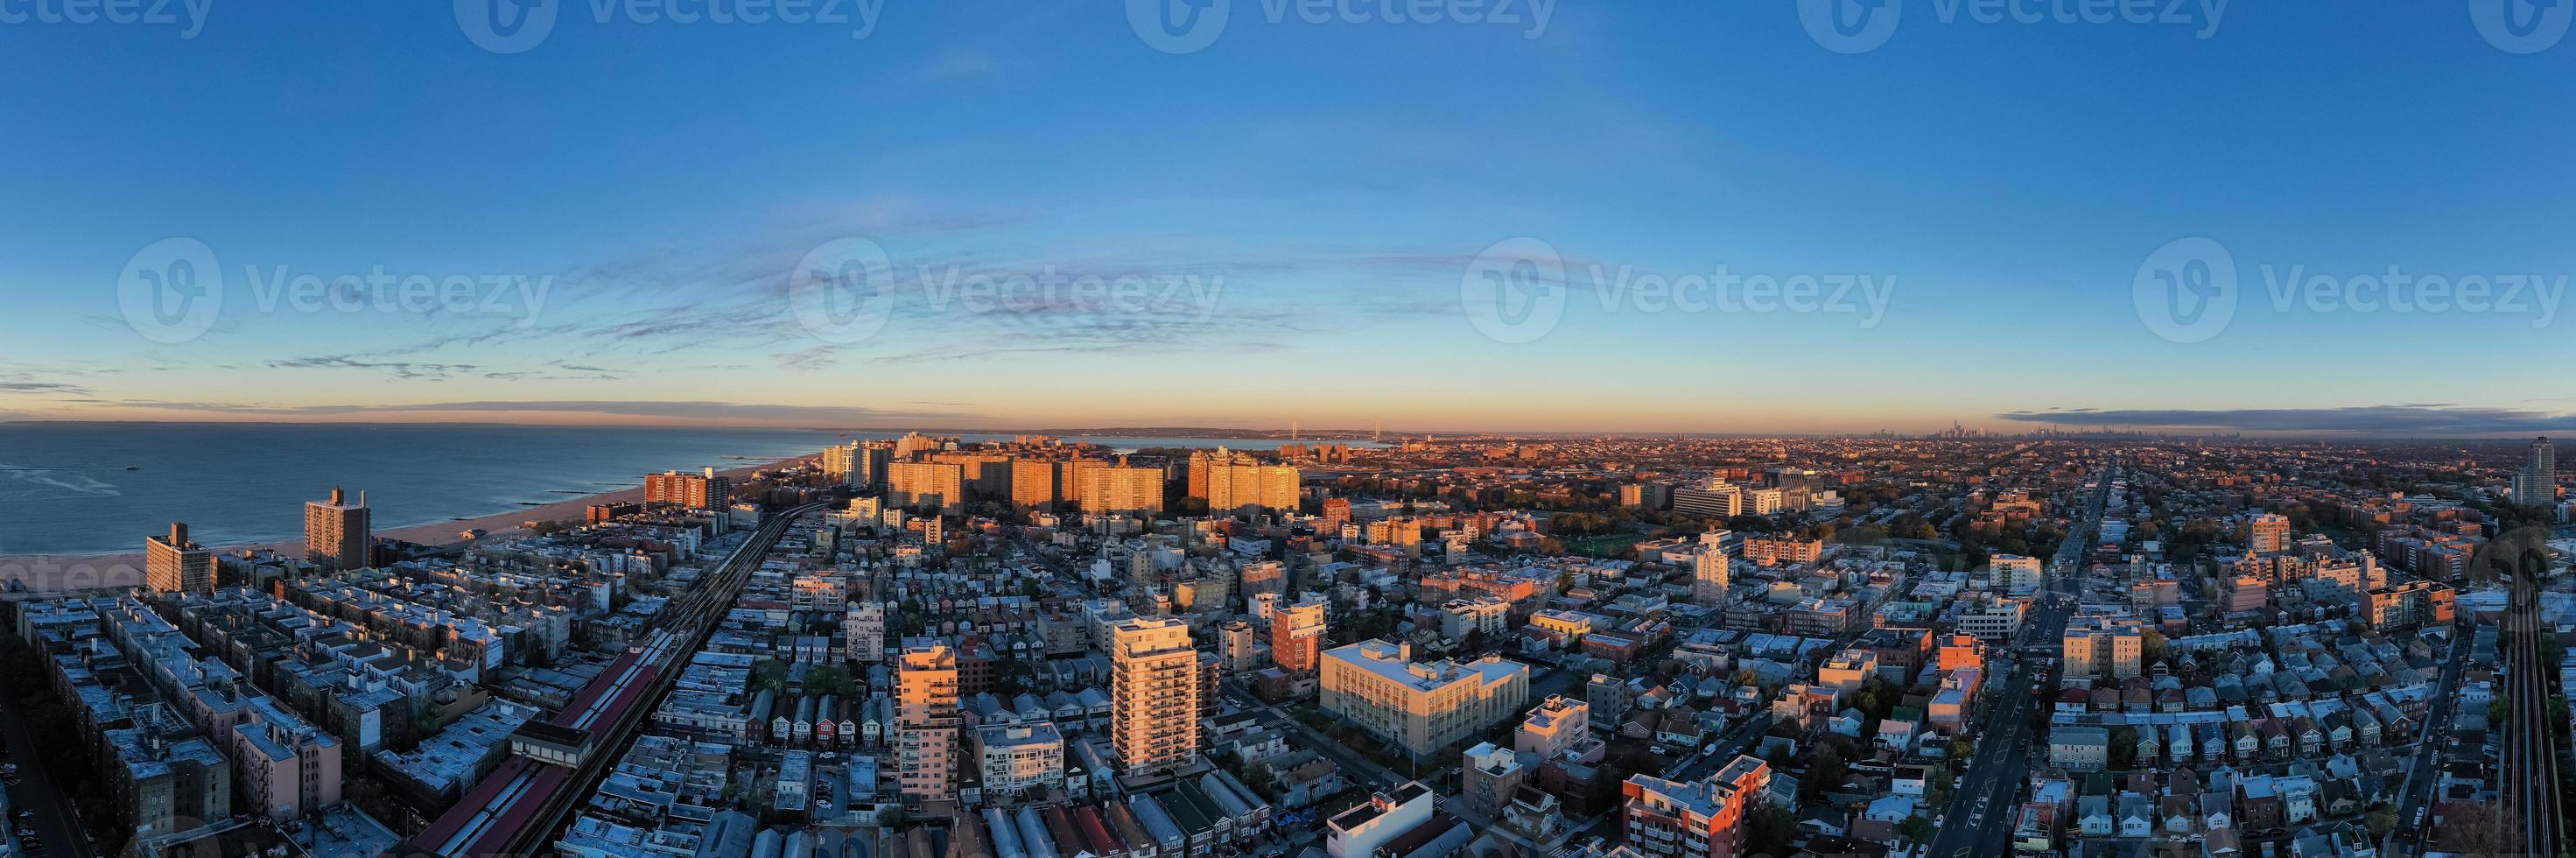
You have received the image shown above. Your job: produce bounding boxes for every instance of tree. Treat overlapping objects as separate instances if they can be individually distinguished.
[2365,807,2397,839]
[1744,805,1799,857]
[2431,801,2521,855]
[2109,727,2138,770]
[2139,629,2170,669]
[804,665,855,698]
[1800,745,1847,802]
[1898,815,1935,844]
[752,658,791,694]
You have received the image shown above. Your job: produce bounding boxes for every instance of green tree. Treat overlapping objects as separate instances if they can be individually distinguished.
[1898,815,1935,844]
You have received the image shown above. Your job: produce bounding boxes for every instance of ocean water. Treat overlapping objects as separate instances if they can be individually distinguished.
[0,425,1361,555]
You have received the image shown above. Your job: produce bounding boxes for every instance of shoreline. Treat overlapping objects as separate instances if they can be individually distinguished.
[0,457,811,593]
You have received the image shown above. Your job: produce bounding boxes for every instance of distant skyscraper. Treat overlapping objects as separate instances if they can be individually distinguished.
[893,431,947,460]
[2516,436,2557,505]
[1187,448,1301,517]
[146,522,214,594]
[821,441,863,487]
[824,440,895,489]
[887,461,965,514]
[1009,459,1061,509]
[1109,617,1200,777]
[303,487,370,573]
[1065,459,1165,515]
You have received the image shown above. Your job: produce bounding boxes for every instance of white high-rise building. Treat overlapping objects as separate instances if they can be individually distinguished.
[1689,547,1730,606]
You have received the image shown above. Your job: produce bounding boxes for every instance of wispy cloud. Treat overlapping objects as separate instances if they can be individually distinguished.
[0,381,95,395]
[102,399,979,425]
[268,355,484,380]
[1995,404,2576,437]
[911,47,1008,82]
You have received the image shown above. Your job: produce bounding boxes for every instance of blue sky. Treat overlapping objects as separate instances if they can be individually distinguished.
[3,1,2573,435]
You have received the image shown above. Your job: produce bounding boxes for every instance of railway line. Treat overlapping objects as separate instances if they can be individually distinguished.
[2503,566,2565,858]
[397,500,830,857]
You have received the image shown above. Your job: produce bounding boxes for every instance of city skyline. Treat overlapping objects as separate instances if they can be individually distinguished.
[5,4,2574,435]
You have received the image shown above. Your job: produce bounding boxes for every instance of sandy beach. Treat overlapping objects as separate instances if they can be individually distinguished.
[0,457,811,593]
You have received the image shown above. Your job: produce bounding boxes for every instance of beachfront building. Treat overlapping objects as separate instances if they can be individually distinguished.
[146,523,214,594]
[304,487,371,573]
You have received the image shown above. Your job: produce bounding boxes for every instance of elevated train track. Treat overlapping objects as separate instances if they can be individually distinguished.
[397,501,830,857]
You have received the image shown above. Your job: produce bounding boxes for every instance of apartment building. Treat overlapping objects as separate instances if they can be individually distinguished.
[1319,640,1529,759]
[1621,756,1771,858]
[304,487,371,573]
[896,644,961,805]
[1067,460,1166,516]
[106,705,232,840]
[1437,597,1512,643]
[146,522,214,595]
[888,461,967,515]
[1990,553,2042,592]
[1688,548,1729,607]
[974,721,1066,798]
[1740,536,1822,566]
[843,603,888,664]
[2247,513,2291,554]
[1187,448,1302,516]
[2364,580,2455,629]
[1271,595,1326,674]
[1109,618,1201,777]
[1513,695,1589,758]
[2061,615,2146,679]
[1324,782,1435,858]
[1221,620,1259,674]
[644,468,731,510]
[1010,459,1062,509]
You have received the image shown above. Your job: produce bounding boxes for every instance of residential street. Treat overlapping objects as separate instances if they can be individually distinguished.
[0,685,95,858]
